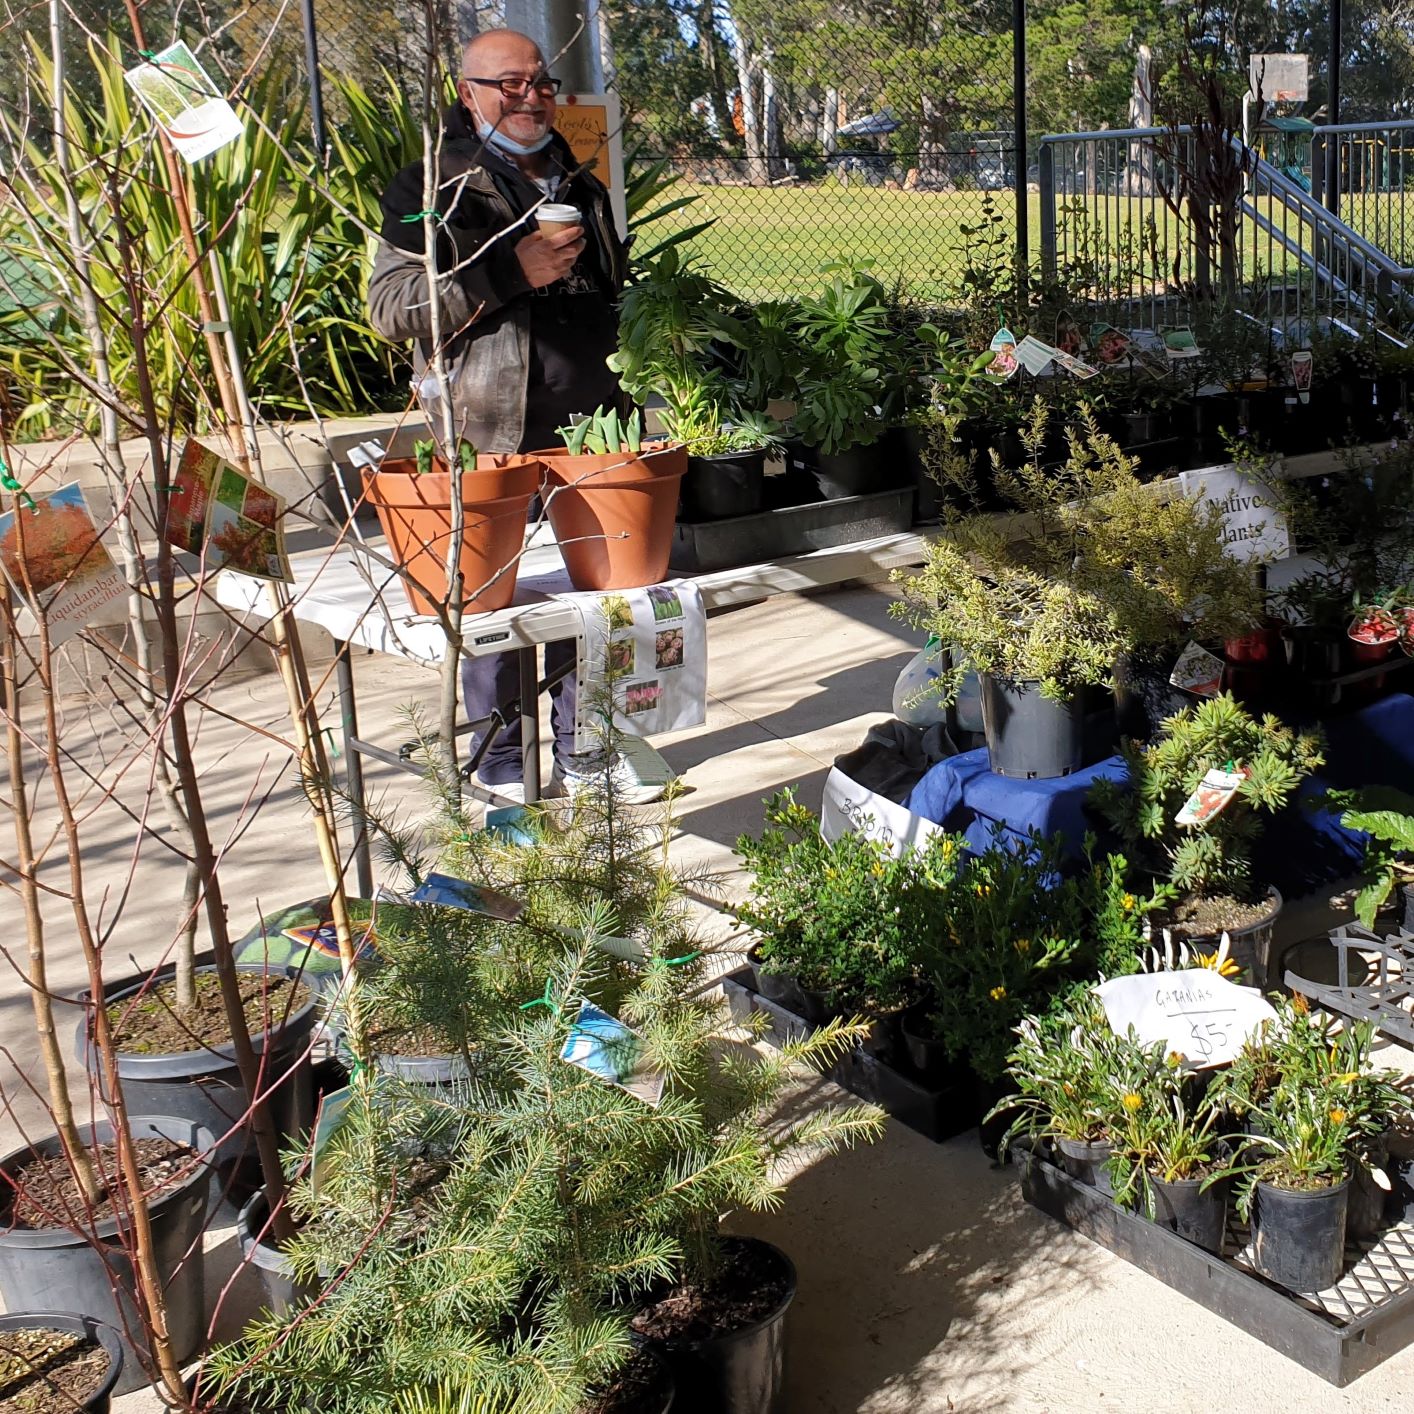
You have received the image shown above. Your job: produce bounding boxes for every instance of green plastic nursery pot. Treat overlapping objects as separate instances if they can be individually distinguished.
[0,1118,213,1393]
[76,963,318,1177]
[1150,1173,1227,1253]
[0,1312,124,1414]
[1251,1176,1350,1293]
[637,1236,794,1414]
[1056,1136,1114,1195]
[979,675,1086,779]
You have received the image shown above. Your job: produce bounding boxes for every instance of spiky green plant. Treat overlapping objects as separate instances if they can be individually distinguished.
[1090,694,1325,901]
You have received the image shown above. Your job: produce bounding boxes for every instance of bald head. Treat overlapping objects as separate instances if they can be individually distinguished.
[462,30,545,74]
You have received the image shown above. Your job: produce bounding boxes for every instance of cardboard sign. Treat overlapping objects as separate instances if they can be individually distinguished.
[820,766,949,858]
[1095,969,1277,1068]
[0,482,126,645]
[1179,466,1290,563]
[557,93,626,239]
[123,42,242,162]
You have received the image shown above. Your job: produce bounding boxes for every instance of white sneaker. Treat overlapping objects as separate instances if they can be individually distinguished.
[549,749,672,806]
[479,780,526,806]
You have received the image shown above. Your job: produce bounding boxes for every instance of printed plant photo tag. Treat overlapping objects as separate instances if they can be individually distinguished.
[409,871,525,922]
[123,41,243,162]
[560,1001,665,1106]
[986,326,1019,380]
[1291,349,1313,404]
[1089,323,1132,365]
[1175,766,1248,827]
[1012,335,1055,376]
[1168,640,1226,697]
[1055,308,1087,357]
[0,482,126,646]
[1162,326,1201,360]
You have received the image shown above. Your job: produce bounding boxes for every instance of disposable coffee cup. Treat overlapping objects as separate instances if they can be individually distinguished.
[537,203,581,235]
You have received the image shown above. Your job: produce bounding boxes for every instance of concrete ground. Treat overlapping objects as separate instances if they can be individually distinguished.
[6,575,1414,1412]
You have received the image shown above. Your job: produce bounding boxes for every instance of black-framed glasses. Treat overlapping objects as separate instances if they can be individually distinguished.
[462,74,562,99]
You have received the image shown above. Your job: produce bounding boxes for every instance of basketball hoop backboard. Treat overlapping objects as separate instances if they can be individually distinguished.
[1249,54,1309,103]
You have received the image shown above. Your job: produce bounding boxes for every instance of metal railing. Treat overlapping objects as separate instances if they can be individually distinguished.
[1038,125,1414,334]
[1310,120,1414,263]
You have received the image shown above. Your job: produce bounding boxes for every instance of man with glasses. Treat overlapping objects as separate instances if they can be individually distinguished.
[369,28,632,803]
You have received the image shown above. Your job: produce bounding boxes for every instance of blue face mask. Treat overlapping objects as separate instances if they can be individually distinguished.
[470,93,553,156]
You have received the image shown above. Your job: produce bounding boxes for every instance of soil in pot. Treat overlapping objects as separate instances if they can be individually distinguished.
[538,444,688,591]
[1150,1169,1227,1252]
[106,972,310,1055]
[2,1137,193,1230]
[0,1321,118,1414]
[362,456,541,617]
[581,1346,674,1414]
[1251,1175,1350,1292]
[630,1236,793,1414]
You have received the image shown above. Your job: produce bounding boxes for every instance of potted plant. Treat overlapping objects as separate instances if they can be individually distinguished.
[0,1313,125,1414]
[539,406,688,590]
[362,436,544,617]
[1326,785,1414,932]
[1090,694,1325,971]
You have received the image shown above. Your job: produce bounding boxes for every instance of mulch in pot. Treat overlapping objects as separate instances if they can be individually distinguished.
[581,1347,672,1414]
[107,973,311,1055]
[1161,893,1272,937]
[630,1238,789,1345]
[2,1138,193,1229]
[0,1326,110,1414]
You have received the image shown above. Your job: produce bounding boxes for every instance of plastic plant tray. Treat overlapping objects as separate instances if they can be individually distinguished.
[1017,1144,1414,1385]
[669,488,914,574]
[720,969,975,1144]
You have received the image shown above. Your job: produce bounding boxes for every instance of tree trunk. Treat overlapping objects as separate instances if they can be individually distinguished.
[822,86,839,151]
[734,38,766,184]
[762,54,784,179]
[698,2,733,139]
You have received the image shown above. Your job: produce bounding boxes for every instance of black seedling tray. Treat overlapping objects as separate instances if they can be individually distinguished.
[669,488,913,574]
[1017,1145,1414,1386]
[720,970,976,1144]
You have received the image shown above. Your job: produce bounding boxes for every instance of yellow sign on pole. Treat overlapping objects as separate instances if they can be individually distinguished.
[557,92,626,239]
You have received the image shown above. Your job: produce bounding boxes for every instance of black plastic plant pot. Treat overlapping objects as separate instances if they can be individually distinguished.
[1347,1133,1393,1240]
[593,1346,675,1414]
[979,675,1086,780]
[679,450,766,522]
[1056,1136,1114,1194]
[644,1236,795,1414]
[77,963,318,1173]
[899,1005,963,1087]
[0,1118,213,1393]
[1150,1173,1227,1253]
[0,1312,125,1414]
[794,985,839,1027]
[975,1074,1019,1162]
[1404,884,1414,935]
[811,436,895,501]
[1251,1177,1350,1293]
[745,948,807,1015]
[238,1189,321,1317]
[857,1008,907,1066]
[1112,649,1191,742]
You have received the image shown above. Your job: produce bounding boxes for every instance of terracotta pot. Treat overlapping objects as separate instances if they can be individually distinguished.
[537,443,688,590]
[362,455,542,616]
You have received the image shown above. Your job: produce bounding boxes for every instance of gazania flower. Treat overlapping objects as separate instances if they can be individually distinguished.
[1329,1108,1348,1125]
[989,985,1007,1002]
[1121,1092,1143,1113]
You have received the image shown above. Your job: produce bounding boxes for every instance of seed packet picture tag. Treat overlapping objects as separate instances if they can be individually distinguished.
[560,1001,665,1106]
[987,326,1019,380]
[0,482,125,645]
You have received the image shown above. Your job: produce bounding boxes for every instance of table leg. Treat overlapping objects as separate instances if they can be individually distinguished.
[333,637,372,898]
[518,646,541,801]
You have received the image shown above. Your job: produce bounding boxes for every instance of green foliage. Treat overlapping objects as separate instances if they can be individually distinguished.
[558,406,644,456]
[1324,786,1414,928]
[894,406,1261,702]
[0,46,404,439]
[1090,693,1325,901]
[734,788,965,1012]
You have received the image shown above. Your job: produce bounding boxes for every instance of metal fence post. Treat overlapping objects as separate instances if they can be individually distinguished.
[1038,141,1056,282]
[1012,0,1028,294]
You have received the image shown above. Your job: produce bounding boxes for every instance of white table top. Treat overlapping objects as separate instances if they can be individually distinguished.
[215,529,931,668]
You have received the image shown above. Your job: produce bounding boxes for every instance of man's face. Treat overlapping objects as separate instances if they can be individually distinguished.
[460,35,556,148]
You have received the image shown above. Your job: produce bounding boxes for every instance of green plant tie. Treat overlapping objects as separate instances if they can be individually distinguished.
[0,461,36,511]
[653,950,700,968]
[400,210,441,225]
[139,49,157,60]
[520,978,560,1016]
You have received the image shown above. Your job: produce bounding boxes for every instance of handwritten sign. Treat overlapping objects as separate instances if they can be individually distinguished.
[1095,969,1277,1068]
[558,92,626,238]
[1179,465,1290,564]
[820,766,949,858]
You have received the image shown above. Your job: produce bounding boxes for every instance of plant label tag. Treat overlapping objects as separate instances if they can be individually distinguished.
[560,1002,665,1106]
[123,43,243,162]
[1089,323,1132,364]
[987,327,1019,380]
[1168,641,1225,697]
[1175,766,1248,827]
[1055,309,1087,357]
[1013,335,1056,375]
[1291,349,1313,404]
[409,872,524,921]
[1095,969,1277,1068]
[1162,326,1201,360]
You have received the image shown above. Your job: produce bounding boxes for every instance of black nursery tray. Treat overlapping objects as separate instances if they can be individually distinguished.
[719,970,976,1144]
[668,488,913,574]
[1018,1146,1414,1386]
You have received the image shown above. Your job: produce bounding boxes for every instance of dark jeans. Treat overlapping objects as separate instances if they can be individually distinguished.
[461,639,578,785]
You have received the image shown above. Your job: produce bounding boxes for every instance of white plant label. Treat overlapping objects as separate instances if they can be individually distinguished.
[1179,466,1290,563]
[123,43,243,162]
[1168,640,1226,697]
[820,766,949,858]
[1095,969,1277,1068]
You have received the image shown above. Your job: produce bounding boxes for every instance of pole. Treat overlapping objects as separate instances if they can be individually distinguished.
[1326,0,1342,216]
[300,0,328,157]
[505,0,596,90]
[1013,0,1028,293]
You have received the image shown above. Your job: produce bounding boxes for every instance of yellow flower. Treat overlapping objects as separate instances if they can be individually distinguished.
[1335,1071,1361,1085]
[1195,950,1242,979]
[1121,1092,1143,1113]
[941,839,955,858]
[871,861,885,877]
[824,867,836,879]
[1330,1108,1348,1125]
[989,985,1007,1002]
[974,883,991,897]
[1014,937,1031,954]
[1165,1051,1183,1069]
[1292,992,1310,1014]
[1121,893,1136,912]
